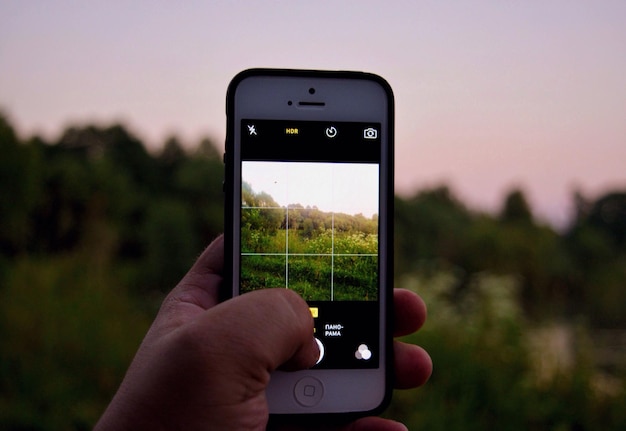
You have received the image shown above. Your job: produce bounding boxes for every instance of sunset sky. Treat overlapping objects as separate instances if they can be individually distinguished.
[2,1,625,228]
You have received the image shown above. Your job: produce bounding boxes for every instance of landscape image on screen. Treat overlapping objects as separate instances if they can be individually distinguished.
[241,161,379,301]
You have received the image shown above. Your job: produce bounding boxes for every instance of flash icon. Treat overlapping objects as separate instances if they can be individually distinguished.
[247,124,257,136]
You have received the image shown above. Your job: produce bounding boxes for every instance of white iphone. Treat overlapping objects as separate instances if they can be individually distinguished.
[224,69,394,417]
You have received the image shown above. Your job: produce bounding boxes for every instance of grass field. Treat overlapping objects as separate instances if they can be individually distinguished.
[241,228,378,301]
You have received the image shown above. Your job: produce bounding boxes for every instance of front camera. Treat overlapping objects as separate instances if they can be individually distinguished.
[308,87,316,95]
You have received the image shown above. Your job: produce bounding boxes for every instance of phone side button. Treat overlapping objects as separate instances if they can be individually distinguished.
[293,377,324,407]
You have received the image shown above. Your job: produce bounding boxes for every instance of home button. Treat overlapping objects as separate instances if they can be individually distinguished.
[294,376,324,407]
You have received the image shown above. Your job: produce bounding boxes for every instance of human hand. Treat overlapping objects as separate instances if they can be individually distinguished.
[95,235,432,431]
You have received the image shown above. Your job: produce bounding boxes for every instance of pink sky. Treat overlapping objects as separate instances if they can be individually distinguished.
[1,1,625,228]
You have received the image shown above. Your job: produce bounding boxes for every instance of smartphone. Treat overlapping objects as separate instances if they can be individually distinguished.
[224,69,394,417]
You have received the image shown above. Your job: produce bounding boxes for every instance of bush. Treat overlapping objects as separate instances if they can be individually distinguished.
[0,255,151,430]
[387,272,626,430]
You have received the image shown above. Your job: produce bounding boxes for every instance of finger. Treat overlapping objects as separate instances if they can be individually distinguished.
[197,288,319,376]
[188,234,225,276]
[270,416,408,431]
[393,340,432,389]
[393,288,427,337]
[347,416,409,431]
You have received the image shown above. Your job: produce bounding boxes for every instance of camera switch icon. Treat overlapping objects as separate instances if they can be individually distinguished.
[363,127,378,139]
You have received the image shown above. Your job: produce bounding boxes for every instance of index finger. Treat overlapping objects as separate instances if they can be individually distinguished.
[394,288,427,337]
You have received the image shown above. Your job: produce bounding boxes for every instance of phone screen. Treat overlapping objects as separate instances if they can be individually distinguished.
[238,119,382,370]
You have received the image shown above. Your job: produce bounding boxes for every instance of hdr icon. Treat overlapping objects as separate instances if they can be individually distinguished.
[285,127,299,135]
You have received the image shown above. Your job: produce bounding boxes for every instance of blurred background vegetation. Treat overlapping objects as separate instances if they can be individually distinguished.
[1,111,625,430]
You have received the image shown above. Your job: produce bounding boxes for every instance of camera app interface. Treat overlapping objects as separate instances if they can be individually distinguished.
[239,120,382,369]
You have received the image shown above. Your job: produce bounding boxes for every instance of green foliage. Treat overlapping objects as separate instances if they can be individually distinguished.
[391,186,626,428]
[1,113,625,429]
[0,114,42,255]
[141,199,197,292]
[500,188,534,224]
[395,186,626,326]
[0,115,224,429]
[240,185,379,301]
[589,193,626,247]
[0,254,151,430]
[394,187,471,268]
[174,155,224,242]
[388,273,626,430]
[565,192,626,327]
[240,229,378,301]
[0,118,224,292]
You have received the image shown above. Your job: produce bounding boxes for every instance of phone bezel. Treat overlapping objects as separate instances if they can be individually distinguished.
[224,69,394,417]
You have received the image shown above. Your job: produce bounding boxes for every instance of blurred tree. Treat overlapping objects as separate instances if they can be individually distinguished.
[388,274,625,431]
[160,135,186,162]
[0,113,42,256]
[500,188,533,225]
[31,146,100,253]
[395,186,472,275]
[174,149,224,244]
[2,111,626,429]
[460,214,570,317]
[0,255,151,430]
[158,135,186,184]
[565,190,626,326]
[572,189,592,223]
[57,124,157,188]
[141,199,197,292]
[195,137,221,160]
[587,192,626,250]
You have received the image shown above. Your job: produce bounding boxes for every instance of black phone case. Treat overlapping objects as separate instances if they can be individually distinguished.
[223,68,395,420]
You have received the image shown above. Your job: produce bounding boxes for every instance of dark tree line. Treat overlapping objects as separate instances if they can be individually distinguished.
[0,113,224,293]
[2,111,626,324]
[395,186,626,326]
[2,111,626,430]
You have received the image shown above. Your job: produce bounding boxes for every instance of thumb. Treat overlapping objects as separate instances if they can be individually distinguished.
[194,288,320,379]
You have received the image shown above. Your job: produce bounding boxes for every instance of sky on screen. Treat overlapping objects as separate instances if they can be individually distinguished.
[243,161,379,218]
